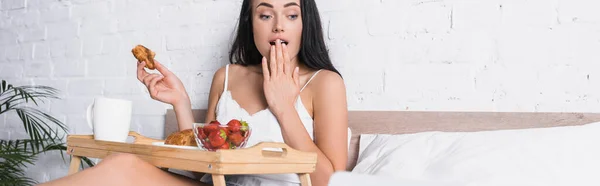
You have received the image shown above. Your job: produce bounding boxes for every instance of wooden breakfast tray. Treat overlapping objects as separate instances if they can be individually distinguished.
[66,131,317,186]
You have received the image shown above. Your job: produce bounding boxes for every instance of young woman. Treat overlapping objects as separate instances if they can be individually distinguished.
[40,0,348,185]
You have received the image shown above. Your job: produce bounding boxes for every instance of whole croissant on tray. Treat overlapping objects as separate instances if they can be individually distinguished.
[164,129,197,147]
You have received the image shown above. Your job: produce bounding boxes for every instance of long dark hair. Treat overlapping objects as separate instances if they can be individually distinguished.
[228,0,341,77]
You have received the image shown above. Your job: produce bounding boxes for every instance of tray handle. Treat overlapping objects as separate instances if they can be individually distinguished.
[247,142,295,158]
[128,131,164,145]
[220,142,317,164]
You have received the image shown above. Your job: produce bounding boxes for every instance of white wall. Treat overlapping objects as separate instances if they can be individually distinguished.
[1,0,599,183]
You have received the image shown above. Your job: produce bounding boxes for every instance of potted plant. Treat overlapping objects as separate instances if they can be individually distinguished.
[0,80,94,186]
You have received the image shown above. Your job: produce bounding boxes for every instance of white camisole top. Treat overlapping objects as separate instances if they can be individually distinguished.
[202,64,322,185]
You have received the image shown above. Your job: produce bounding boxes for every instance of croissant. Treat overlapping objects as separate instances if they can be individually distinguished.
[131,44,156,70]
[164,129,197,147]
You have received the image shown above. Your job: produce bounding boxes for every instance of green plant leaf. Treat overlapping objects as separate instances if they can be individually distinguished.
[0,79,72,185]
[81,156,96,168]
[0,140,39,186]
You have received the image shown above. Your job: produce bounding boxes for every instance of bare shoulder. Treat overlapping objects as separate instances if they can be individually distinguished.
[212,65,227,83]
[311,70,346,94]
[211,64,249,81]
[226,64,258,78]
[209,65,230,95]
[227,63,246,72]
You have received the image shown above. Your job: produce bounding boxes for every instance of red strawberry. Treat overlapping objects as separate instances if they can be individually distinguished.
[198,127,207,139]
[219,142,231,149]
[222,126,231,136]
[240,121,249,132]
[227,119,248,133]
[228,132,244,146]
[227,119,241,132]
[204,121,220,134]
[241,128,250,137]
[208,129,227,148]
[202,138,211,148]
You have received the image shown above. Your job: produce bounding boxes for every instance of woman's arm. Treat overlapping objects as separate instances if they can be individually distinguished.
[173,98,194,131]
[262,42,348,185]
[135,60,197,132]
[276,71,348,186]
[203,67,227,124]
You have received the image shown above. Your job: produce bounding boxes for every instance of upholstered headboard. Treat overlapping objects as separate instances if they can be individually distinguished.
[165,109,600,171]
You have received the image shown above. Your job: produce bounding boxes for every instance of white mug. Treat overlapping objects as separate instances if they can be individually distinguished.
[86,97,132,142]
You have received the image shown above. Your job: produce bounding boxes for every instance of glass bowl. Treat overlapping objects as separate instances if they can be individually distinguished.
[192,120,251,151]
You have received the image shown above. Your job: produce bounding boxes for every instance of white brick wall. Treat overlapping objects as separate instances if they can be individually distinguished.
[1,0,600,183]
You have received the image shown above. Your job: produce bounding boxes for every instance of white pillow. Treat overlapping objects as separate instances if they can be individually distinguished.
[352,122,600,186]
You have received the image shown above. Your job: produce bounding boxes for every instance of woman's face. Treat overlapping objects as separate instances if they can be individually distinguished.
[252,0,303,63]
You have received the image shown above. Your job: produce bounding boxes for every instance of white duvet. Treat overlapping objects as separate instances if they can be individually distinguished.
[329,171,461,186]
[346,122,600,186]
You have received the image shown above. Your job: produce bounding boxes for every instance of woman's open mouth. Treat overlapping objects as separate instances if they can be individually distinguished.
[269,40,288,45]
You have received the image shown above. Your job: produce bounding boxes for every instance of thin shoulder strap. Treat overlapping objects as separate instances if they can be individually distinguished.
[223,64,230,93]
[300,69,322,92]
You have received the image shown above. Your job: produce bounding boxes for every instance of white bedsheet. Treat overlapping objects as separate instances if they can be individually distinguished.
[328,171,460,186]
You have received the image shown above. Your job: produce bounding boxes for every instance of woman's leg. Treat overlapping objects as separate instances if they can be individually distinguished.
[39,153,210,186]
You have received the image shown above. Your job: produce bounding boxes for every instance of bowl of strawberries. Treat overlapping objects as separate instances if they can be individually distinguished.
[192,119,251,151]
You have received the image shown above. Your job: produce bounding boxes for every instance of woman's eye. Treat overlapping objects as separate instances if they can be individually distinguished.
[289,15,298,20]
[260,15,272,20]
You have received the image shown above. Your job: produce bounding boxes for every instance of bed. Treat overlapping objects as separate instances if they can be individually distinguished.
[165,110,600,185]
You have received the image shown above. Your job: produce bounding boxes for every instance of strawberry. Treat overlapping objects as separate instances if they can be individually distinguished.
[208,129,227,148]
[241,128,251,138]
[227,119,241,132]
[202,138,211,148]
[228,132,244,146]
[219,142,231,149]
[204,121,220,134]
[198,127,207,139]
[227,119,248,133]
[222,126,231,136]
[239,121,249,132]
